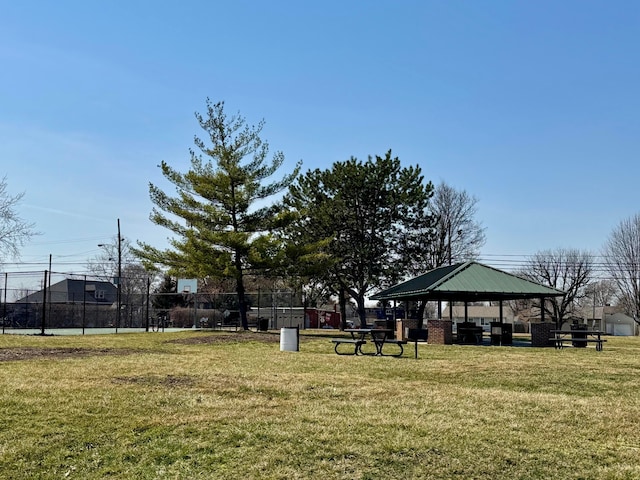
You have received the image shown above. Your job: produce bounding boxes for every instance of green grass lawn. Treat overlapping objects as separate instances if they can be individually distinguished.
[1,330,639,479]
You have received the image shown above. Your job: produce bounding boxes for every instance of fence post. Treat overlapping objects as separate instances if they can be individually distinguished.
[145,277,150,332]
[41,270,48,335]
[82,275,86,335]
[2,272,7,334]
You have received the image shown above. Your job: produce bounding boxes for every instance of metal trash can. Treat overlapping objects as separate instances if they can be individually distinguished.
[490,322,503,346]
[257,317,269,332]
[490,322,513,346]
[280,327,299,351]
[571,323,587,348]
[501,323,513,345]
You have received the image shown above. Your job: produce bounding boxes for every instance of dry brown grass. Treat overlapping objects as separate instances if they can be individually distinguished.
[0,330,639,479]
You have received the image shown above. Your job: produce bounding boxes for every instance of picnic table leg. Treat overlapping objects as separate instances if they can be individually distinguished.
[553,336,563,349]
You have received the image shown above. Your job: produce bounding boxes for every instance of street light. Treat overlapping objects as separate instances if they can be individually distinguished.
[98,218,122,332]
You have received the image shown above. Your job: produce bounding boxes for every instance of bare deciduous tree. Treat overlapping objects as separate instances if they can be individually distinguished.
[87,236,137,282]
[405,182,486,327]
[89,237,154,292]
[603,213,640,320]
[583,279,619,309]
[519,248,594,327]
[0,176,38,264]
[427,182,486,269]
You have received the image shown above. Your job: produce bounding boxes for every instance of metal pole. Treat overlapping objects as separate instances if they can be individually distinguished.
[82,275,86,335]
[48,254,52,323]
[2,272,7,334]
[193,293,197,328]
[41,270,48,335]
[145,277,150,332]
[117,218,121,333]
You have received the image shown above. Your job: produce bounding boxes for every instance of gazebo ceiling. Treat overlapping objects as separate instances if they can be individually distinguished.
[370,261,566,303]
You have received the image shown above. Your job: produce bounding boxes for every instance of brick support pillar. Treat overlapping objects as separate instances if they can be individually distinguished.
[427,319,453,345]
[531,322,554,347]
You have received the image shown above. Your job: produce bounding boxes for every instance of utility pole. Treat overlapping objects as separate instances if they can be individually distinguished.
[2,272,7,334]
[98,218,122,332]
[41,270,48,335]
[117,218,121,333]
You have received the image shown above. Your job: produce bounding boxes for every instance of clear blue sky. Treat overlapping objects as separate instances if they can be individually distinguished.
[1,0,639,278]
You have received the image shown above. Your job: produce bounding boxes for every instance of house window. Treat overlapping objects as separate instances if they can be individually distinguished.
[95,290,105,300]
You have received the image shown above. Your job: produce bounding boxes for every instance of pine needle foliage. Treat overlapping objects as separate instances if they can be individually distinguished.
[285,151,435,324]
[135,100,300,329]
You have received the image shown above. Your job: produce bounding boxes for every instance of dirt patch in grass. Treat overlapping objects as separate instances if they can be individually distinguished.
[0,331,300,361]
[112,373,196,387]
[168,331,282,345]
[0,347,136,362]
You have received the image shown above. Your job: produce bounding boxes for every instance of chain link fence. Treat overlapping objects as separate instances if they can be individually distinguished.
[0,271,308,333]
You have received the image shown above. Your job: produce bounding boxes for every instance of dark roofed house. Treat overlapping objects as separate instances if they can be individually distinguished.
[11,279,118,328]
[17,279,117,305]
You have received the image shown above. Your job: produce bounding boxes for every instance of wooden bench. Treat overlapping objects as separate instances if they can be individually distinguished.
[331,338,366,355]
[550,337,607,351]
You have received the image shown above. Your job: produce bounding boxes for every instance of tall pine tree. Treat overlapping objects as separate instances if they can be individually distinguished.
[135,100,300,329]
[285,151,435,326]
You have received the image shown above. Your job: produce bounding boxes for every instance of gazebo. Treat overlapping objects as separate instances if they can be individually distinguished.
[370,261,566,346]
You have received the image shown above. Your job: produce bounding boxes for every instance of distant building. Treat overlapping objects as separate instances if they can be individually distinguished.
[6,279,119,328]
[586,306,638,336]
[16,278,117,306]
[602,312,637,336]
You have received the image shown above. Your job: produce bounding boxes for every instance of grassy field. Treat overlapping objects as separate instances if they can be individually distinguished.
[1,330,639,480]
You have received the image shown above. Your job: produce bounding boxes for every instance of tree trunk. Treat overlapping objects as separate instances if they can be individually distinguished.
[355,295,367,328]
[339,288,348,331]
[236,265,248,330]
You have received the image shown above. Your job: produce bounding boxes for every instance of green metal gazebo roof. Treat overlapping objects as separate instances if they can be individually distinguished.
[370,261,565,302]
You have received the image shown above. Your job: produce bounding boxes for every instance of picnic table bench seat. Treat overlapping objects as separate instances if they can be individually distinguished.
[331,338,366,355]
[549,337,607,351]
